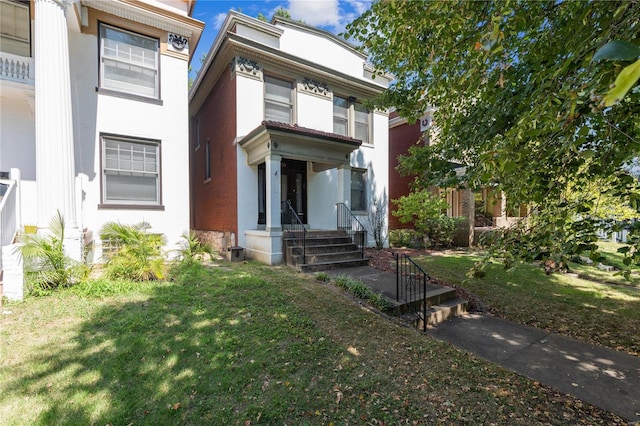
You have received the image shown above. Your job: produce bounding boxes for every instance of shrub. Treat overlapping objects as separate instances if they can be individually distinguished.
[18,211,89,295]
[100,221,166,281]
[389,229,424,248]
[334,275,391,311]
[315,272,330,282]
[172,231,213,265]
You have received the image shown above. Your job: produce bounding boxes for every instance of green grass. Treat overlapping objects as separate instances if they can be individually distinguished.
[417,251,640,356]
[568,241,640,287]
[0,261,628,424]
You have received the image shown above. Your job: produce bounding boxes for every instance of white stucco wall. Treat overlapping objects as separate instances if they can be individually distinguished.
[69,29,190,253]
[296,91,332,132]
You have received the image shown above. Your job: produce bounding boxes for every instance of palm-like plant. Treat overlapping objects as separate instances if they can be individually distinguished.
[173,231,214,265]
[18,211,88,294]
[100,221,166,281]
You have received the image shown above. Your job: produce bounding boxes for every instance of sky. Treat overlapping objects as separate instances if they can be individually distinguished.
[189,0,371,78]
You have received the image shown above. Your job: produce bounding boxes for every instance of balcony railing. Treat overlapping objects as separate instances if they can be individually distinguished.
[0,52,34,84]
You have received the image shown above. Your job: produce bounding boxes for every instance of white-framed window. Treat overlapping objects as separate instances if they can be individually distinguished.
[333,96,372,144]
[0,0,30,57]
[351,169,367,211]
[102,135,161,206]
[265,75,293,123]
[99,23,159,98]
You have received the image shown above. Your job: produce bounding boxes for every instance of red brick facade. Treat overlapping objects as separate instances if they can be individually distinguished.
[190,69,238,243]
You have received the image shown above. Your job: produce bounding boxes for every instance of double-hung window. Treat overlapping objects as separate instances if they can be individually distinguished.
[264,76,293,123]
[351,169,367,211]
[333,96,372,144]
[0,0,30,57]
[102,135,161,206]
[99,23,159,98]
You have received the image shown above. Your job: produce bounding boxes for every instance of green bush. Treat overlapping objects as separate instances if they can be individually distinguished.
[392,190,464,247]
[18,211,89,296]
[334,275,391,311]
[100,221,166,281]
[389,229,424,248]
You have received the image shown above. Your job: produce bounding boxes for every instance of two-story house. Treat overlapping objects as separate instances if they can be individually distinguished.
[0,0,203,299]
[189,11,391,266]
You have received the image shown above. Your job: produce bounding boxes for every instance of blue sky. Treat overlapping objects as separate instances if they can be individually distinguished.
[190,0,371,77]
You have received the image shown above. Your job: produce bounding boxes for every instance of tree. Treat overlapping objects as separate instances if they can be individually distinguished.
[273,7,291,19]
[345,1,640,273]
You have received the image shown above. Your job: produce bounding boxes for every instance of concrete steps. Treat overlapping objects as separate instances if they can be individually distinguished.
[284,230,368,272]
[395,286,468,328]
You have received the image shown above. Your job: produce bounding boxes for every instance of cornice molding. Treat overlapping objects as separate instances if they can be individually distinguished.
[81,0,203,37]
[298,78,330,98]
[232,56,263,81]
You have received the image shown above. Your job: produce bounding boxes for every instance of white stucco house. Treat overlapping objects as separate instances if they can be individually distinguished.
[0,0,203,299]
[189,11,392,267]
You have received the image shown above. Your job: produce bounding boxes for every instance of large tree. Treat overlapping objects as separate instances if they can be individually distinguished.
[345,1,640,274]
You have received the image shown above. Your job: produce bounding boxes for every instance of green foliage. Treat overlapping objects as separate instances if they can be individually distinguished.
[273,7,291,19]
[315,272,330,282]
[100,221,166,281]
[345,1,640,272]
[392,190,462,247]
[388,229,424,249]
[334,275,391,311]
[172,232,213,265]
[17,211,89,295]
[67,277,154,298]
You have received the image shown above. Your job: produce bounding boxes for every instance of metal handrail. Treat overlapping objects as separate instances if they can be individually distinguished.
[281,200,306,265]
[395,253,431,331]
[336,202,366,259]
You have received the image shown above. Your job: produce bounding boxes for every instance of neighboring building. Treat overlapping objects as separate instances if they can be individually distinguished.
[0,0,204,298]
[388,109,526,247]
[189,11,392,264]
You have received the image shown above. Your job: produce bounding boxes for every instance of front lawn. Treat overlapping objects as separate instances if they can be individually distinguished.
[416,251,640,356]
[0,261,627,424]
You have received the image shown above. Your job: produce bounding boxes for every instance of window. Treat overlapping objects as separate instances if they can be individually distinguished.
[333,96,372,144]
[0,0,30,57]
[354,102,370,144]
[264,75,293,123]
[204,139,211,181]
[351,169,367,211]
[99,23,159,98]
[333,96,349,136]
[102,136,160,206]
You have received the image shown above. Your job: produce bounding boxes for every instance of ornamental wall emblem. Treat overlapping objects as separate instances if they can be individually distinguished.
[301,78,330,97]
[168,33,188,52]
[234,57,261,77]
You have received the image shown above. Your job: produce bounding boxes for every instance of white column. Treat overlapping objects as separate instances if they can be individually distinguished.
[265,154,281,232]
[337,163,351,207]
[34,0,77,230]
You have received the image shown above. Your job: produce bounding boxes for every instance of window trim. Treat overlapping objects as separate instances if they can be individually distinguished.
[350,168,367,212]
[333,95,372,144]
[99,133,163,209]
[98,22,160,100]
[264,74,295,124]
[0,0,31,57]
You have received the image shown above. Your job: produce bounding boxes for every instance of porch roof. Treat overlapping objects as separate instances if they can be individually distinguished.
[239,121,362,171]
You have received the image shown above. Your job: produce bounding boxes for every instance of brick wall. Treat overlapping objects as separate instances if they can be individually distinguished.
[191,68,238,244]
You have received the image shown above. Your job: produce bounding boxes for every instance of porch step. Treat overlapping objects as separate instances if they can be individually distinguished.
[401,297,469,329]
[284,229,369,272]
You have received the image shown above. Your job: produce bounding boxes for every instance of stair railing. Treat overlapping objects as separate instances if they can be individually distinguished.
[281,200,306,265]
[336,202,366,259]
[395,253,431,331]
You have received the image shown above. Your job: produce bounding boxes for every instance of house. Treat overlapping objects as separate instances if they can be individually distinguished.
[189,11,392,267]
[0,0,204,299]
[388,109,526,247]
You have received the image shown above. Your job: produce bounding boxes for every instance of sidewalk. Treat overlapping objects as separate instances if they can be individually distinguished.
[326,266,640,423]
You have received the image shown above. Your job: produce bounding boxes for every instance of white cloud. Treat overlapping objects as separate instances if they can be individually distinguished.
[288,0,341,28]
[212,12,228,30]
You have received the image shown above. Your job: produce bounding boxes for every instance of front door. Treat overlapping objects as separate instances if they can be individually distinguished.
[281,159,307,224]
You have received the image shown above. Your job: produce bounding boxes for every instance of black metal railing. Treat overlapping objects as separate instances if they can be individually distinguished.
[395,253,431,331]
[336,202,366,259]
[281,200,307,265]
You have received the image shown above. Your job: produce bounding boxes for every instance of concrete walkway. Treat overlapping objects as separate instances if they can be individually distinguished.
[326,266,640,423]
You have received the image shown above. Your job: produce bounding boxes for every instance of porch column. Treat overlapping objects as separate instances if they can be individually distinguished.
[34,0,81,259]
[265,154,282,231]
[501,191,508,226]
[337,164,351,207]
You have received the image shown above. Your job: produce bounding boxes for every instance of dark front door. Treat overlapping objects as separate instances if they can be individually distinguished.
[281,159,307,224]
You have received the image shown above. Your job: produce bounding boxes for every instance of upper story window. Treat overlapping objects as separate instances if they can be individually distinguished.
[333,96,372,144]
[264,75,293,123]
[102,135,161,206]
[99,23,159,98]
[0,0,30,57]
